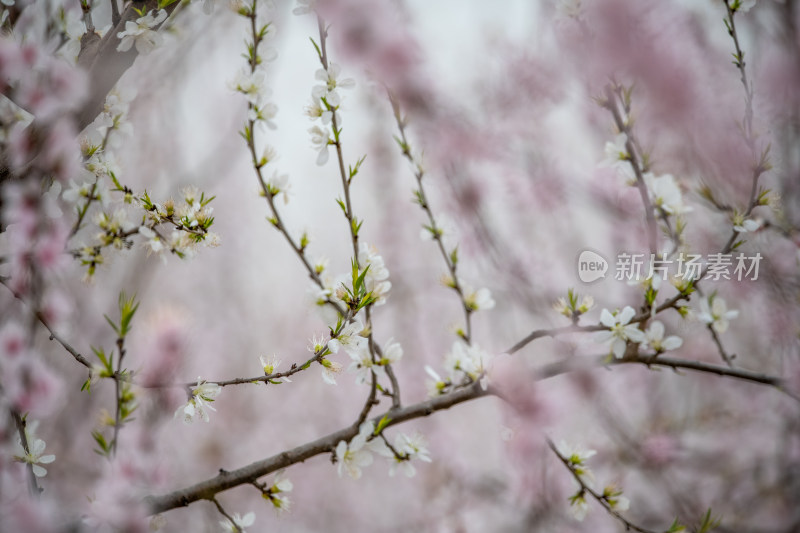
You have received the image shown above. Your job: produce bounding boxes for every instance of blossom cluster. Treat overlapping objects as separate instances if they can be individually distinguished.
[335,421,432,480]
[556,441,630,522]
[229,1,279,131]
[425,341,493,396]
[116,8,167,55]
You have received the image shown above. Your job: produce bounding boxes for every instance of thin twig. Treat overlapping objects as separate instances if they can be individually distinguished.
[390,95,474,343]
[546,437,658,533]
[11,410,41,496]
[603,85,659,256]
[210,498,242,533]
[0,278,92,368]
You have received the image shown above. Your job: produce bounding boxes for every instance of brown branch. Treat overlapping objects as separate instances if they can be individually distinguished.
[144,380,491,514]
[390,95,475,343]
[546,437,658,533]
[0,278,92,368]
[76,0,180,130]
[11,410,41,496]
[143,348,793,515]
[603,85,659,256]
[505,324,603,356]
[618,354,790,393]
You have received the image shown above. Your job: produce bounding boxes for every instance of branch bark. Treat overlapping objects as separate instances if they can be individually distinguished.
[76,0,180,130]
[143,350,794,515]
[144,380,490,514]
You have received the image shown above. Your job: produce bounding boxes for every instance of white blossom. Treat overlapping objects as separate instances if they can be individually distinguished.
[385,432,432,477]
[358,243,392,305]
[697,296,739,333]
[175,378,221,423]
[312,63,355,107]
[644,173,691,215]
[595,306,645,358]
[117,9,167,54]
[379,338,403,366]
[230,69,272,107]
[292,0,316,16]
[265,171,291,204]
[260,354,280,374]
[328,319,367,355]
[138,226,165,257]
[219,512,255,533]
[424,365,447,397]
[557,441,596,483]
[305,96,334,125]
[601,132,629,168]
[643,320,682,353]
[464,287,495,311]
[308,125,330,166]
[267,469,293,511]
[569,491,590,521]
[335,421,375,479]
[609,493,630,511]
[249,101,278,130]
[443,341,492,381]
[320,358,342,385]
[13,422,55,478]
[732,214,762,233]
[348,344,382,385]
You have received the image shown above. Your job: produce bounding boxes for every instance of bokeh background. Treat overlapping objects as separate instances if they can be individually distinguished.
[1,0,799,531]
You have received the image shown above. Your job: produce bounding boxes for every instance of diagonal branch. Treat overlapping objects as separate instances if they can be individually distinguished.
[144,380,491,514]
[143,348,793,515]
[76,0,181,130]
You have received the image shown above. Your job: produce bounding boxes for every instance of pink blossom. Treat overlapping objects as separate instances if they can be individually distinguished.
[0,322,26,361]
[2,356,64,418]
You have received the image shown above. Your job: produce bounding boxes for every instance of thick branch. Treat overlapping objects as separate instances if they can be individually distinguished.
[143,348,793,515]
[144,381,490,513]
[76,0,180,130]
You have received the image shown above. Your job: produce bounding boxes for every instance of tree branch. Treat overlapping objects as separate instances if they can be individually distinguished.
[76,0,180,130]
[144,380,490,514]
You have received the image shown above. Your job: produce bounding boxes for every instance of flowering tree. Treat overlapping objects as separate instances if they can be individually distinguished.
[1,0,799,531]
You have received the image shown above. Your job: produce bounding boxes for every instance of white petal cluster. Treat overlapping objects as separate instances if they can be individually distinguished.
[175,378,222,423]
[229,8,279,130]
[264,469,293,512]
[425,342,492,396]
[329,319,367,355]
[230,69,272,109]
[13,421,56,478]
[358,243,392,305]
[308,124,330,166]
[464,286,495,312]
[697,296,739,333]
[335,421,378,479]
[117,9,167,54]
[644,173,691,215]
[292,0,317,16]
[374,432,432,478]
[601,132,629,168]
[305,62,355,166]
[595,306,645,358]
[219,512,255,533]
[732,212,762,233]
[643,320,682,353]
[312,63,356,107]
[63,179,110,208]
